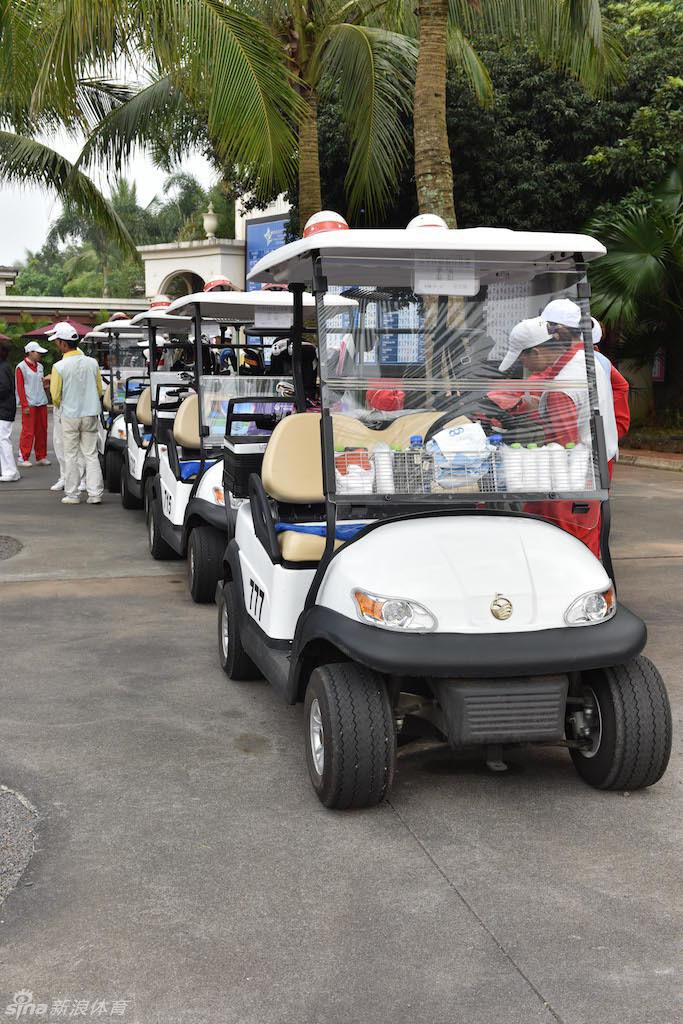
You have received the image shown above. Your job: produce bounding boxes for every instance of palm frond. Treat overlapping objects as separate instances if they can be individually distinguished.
[321,24,416,220]
[76,75,200,174]
[589,207,679,325]
[0,130,137,256]
[447,25,492,106]
[448,0,623,95]
[151,0,302,197]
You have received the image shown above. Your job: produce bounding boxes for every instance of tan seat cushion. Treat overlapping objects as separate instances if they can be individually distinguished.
[103,383,112,412]
[136,387,152,427]
[278,531,344,562]
[262,413,324,503]
[173,393,200,449]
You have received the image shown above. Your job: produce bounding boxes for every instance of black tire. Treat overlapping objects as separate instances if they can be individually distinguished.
[143,476,154,525]
[188,525,226,604]
[217,581,258,680]
[120,457,143,510]
[148,496,176,560]
[304,663,396,809]
[105,449,122,494]
[570,655,672,790]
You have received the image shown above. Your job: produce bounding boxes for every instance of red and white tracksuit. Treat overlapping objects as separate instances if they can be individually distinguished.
[15,358,48,461]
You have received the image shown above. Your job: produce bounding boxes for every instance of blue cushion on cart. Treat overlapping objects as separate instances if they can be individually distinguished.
[143,432,153,442]
[179,459,216,481]
[274,522,366,541]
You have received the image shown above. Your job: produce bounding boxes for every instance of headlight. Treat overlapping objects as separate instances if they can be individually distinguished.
[353,589,436,632]
[564,584,616,626]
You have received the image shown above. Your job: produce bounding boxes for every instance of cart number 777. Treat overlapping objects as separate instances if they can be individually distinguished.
[249,578,265,621]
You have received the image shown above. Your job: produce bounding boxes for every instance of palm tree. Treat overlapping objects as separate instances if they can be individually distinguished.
[589,180,683,410]
[0,1,139,250]
[0,0,302,243]
[410,0,624,225]
[74,0,416,228]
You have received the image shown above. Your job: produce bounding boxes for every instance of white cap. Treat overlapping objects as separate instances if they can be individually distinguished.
[541,298,581,329]
[303,210,349,238]
[25,340,48,353]
[591,317,602,345]
[407,213,448,230]
[499,317,554,372]
[47,321,79,343]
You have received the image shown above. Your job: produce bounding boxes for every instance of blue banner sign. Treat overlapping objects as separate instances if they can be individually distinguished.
[245,216,289,291]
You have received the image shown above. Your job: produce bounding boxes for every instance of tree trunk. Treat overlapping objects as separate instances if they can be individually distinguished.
[414,0,456,226]
[298,91,322,230]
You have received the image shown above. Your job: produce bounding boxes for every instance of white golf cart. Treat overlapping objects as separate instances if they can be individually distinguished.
[115,308,196,511]
[215,217,672,809]
[97,319,147,493]
[152,288,351,602]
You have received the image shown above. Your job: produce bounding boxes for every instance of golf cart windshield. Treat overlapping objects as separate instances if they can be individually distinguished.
[199,375,294,447]
[109,338,147,410]
[315,257,606,505]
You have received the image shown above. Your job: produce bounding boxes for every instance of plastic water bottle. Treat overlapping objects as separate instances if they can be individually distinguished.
[568,442,590,489]
[373,442,395,494]
[537,444,552,491]
[522,443,539,491]
[502,442,524,490]
[548,442,570,490]
[488,433,504,490]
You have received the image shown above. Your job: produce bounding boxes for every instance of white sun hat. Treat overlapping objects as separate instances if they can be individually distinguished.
[499,317,554,373]
[591,317,602,345]
[24,340,48,353]
[47,321,79,343]
[541,298,581,329]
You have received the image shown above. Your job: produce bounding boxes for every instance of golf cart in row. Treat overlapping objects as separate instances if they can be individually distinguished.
[97,318,147,493]
[215,214,671,809]
[114,309,195,511]
[148,288,345,603]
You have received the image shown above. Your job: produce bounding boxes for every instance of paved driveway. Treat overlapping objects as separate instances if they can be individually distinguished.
[0,448,680,1024]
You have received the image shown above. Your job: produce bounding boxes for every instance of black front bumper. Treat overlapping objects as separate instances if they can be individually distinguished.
[294,605,646,681]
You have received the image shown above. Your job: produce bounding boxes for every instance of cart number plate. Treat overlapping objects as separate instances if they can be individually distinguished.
[248,578,265,621]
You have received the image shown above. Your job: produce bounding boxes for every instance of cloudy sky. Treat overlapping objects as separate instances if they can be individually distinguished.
[0,133,214,266]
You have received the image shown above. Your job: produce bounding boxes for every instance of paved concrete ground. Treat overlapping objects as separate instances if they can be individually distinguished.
[0,423,681,1024]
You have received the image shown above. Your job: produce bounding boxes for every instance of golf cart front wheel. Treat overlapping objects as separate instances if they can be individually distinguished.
[120,459,142,510]
[105,449,122,493]
[188,525,226,604]
[304,663,396,810]
[569,656,672,790]
[217,582,258,680]
[148,497,175,560]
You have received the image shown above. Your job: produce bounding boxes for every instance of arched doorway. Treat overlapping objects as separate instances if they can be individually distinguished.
[160,270,205,298]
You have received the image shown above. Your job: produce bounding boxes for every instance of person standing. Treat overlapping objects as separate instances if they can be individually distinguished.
[15,341,51,468]
[48,327,86,492]
[49,323,104,505]
[0,340,20,482]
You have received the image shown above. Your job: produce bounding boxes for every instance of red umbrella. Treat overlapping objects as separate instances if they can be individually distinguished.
[23,317,93,339]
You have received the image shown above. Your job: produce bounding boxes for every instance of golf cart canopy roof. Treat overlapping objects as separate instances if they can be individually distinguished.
[248,226,607,286]
[82,330,108,341]
[130,310,192,333]
[166,289,357,322]
[98,318,146,338]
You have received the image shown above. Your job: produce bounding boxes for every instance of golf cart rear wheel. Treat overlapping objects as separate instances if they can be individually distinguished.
[120,459,142,510]
[304,663,396,810]
[217,582,258,680]
[188,525,225,604]
[570,656,672,790]
[148,497,175,560]
[105,449,122,493]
